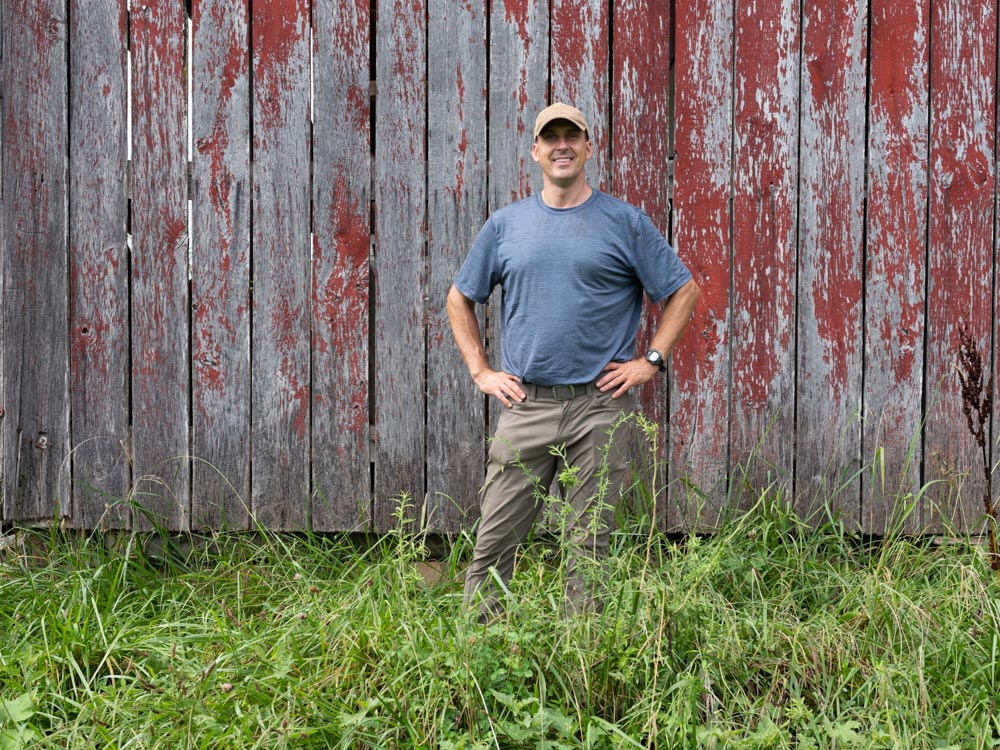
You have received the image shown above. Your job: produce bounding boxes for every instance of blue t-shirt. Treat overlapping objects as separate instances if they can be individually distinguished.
[454,190,692,386]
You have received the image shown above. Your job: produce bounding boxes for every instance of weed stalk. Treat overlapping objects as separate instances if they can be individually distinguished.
[956,323,998,580]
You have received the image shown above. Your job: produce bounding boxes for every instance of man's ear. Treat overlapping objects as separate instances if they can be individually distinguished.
[530,141,540,163]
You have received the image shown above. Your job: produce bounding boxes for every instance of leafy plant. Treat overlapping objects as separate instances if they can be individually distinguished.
[0,693,38,750]
[2,425,1000,748]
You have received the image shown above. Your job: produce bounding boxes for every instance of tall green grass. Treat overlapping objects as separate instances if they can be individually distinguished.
[2,480,999,747]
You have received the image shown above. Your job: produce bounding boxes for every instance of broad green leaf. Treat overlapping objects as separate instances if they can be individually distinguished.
[0,694,34,725]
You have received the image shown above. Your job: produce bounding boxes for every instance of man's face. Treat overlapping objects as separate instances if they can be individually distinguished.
[531,120,592,187]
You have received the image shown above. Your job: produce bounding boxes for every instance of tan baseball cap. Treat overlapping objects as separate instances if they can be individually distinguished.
[533,102,590,139]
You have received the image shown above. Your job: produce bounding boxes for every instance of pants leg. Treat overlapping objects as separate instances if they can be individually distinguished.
[463,398,560,618]
[559,390,630,614]
[464,387,630,620]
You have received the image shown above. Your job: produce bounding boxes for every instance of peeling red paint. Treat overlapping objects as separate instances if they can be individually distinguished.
[614,0,674,466]
[252,0,307,74]
[253,0,309,131]
[503,0,532,49]
[727,0,799,495]
[924,0,996,525]
[551,0,608,186]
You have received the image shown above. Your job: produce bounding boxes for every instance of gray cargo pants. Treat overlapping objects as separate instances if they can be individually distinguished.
[463,382,631,619]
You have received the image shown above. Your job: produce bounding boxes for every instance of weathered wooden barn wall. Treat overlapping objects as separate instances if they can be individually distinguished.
[1,0,997,534]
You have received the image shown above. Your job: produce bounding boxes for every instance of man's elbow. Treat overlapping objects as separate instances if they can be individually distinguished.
[447,284,474,314]
[673,278,700,312]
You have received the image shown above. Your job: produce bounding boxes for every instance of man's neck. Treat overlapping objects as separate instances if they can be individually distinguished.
[539,181,592,209]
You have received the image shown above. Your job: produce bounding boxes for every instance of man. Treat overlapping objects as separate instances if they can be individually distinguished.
[447,102,699,619]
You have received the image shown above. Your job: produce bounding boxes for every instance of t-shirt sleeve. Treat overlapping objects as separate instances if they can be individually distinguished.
[454,216,500,304]
[632,210,693,303]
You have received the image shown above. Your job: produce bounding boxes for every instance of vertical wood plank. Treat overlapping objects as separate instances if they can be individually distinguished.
[251,0,311,529]
[426,0,487,532]
[612,0,672,484]
[312,0,371,532]
[670,0,731,530]
[1,0,69,521]
[69,0,130,528]
[863,0,929,534]
[795,0,867,527]
[924,0,996,531]
[0,0,4,524]
[373,0,426,529]
[550,0,608,190]
[130,0,190,529]
[489,0,548,211]
[486,0,548,439]
[131,0,190,531]
[730,0,799,503]
[190,0,250,530]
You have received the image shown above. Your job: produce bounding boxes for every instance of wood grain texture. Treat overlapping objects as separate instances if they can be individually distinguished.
[550,0,608,190]
[609,0,673,526]
[795,0,867,527]
[251,0,311,529]
[669,0,731,530]
[425,0,487,532]
[373,0,426,529]
[924,0,996,532]
[730,0,799,503]
[612,0,672,499]
[486,0,548,438]
[130,0,190,531]
[190,0,250,530]
[68,0,130,529]
[863,0,929,534]
[0,0,4,521]
[311,0,371,531]
[1,0,70,521]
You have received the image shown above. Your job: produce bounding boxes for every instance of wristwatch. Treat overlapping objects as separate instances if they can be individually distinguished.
[644,349,666,372]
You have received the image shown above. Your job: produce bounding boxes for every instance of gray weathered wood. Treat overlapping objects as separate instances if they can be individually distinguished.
[795,0,867,527]
[486,0,548,439]
[69,0,131,529]
[1,0,70,522]
[8,0,1000,538]
[0,0,4,522]
[669,0,731,530]
[923,0,996,532]
[425,0,488,532]
[311,0,371,531]
[373,0,426,529]
[862,0,929,534]
[612,0,675,526]
[550,0,608,190]
[730,0,799,504]
[130,0,190,531]
[251,0,311,530]
[190,0,251,530]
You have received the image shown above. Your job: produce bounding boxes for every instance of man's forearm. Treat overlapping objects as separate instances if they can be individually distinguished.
[648,279,700,359]
[447,284,526,407]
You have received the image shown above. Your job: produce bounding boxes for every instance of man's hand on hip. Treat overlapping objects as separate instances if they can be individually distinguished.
[597,359,658,398]
[474,369,526,408]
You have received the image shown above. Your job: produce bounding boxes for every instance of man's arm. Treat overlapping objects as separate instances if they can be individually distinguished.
[596,278,700,398]
[446,285,526,408]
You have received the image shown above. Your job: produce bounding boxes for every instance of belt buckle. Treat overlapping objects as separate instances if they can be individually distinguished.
[551,384,576,401]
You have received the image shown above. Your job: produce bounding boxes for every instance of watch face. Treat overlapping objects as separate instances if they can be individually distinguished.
[645,350,664,367]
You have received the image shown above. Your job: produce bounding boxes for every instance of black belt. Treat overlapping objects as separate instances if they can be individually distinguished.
[523,381,598,401]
